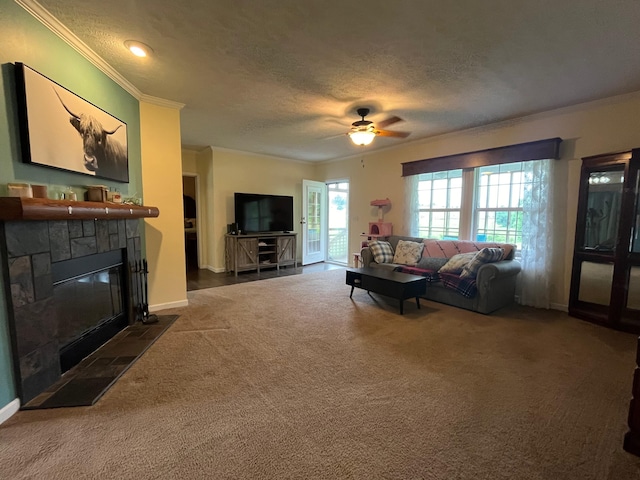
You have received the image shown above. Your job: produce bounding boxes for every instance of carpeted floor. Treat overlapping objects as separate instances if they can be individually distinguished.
[1,269,640,479]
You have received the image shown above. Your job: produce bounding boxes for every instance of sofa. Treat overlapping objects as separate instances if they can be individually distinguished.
[360,235,521,314]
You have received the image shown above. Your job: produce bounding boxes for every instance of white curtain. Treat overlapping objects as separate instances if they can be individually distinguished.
[519,159,554,308]
[403,175,419,237]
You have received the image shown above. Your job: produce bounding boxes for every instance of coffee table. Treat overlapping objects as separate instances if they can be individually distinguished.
[346,267,427,314]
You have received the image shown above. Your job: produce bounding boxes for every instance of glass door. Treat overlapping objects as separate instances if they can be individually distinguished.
[569,150,640,331]
[301,180,327,265]
[628,169,640,313]
[327,181,349,265]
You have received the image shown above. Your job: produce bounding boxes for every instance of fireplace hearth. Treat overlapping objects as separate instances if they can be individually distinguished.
[0,208,151,405]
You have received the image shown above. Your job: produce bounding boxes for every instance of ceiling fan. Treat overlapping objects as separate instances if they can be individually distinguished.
[348,108,410,146]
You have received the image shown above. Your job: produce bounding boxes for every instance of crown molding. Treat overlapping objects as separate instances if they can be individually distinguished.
[211,146,311,165]
[140,94,185,110]
[17,0,142,99]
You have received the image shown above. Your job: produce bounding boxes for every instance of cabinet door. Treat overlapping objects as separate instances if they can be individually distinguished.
[569,149,640,330]
[277,236,295,264]
[237,238,258,268]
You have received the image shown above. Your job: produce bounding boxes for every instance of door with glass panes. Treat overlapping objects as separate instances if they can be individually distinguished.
[569,149,640,331]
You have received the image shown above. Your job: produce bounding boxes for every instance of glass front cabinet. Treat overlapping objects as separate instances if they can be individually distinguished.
[569,149,640,332]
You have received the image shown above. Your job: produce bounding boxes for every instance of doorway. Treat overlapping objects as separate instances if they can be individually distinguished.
[302,180,327,265]
[182,175,198,272]
[327,181,349,265]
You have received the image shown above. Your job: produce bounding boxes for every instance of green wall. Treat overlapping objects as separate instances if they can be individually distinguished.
[0,1,142,410]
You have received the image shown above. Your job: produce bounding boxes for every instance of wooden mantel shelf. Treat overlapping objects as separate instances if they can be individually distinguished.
[0,197,160,221]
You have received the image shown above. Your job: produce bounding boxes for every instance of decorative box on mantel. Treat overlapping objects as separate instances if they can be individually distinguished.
[0,197,159,405]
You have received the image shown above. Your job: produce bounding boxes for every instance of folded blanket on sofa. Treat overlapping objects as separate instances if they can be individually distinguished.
[394,266,478,298]
[393,266,441,283]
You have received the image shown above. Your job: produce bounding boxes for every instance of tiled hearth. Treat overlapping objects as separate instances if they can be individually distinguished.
[23,314,177,409]
[0,217,143,404]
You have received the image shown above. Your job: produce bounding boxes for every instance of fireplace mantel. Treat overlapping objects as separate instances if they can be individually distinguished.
[0,197,159,221]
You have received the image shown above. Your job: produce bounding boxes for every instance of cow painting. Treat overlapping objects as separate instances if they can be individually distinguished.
[54,88,128,182]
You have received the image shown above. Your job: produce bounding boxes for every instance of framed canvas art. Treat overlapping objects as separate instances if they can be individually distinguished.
[15,62,129,183]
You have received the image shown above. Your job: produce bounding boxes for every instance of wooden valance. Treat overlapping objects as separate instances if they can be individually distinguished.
[0,197,159,221]
[401,137,562,176]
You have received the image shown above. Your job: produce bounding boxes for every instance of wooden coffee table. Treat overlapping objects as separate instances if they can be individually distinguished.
[346,267,427,314]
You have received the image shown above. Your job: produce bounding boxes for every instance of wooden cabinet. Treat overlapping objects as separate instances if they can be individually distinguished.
[236,237,258,270]
[226,233,297,276]
[568,149,640,332]
[277,236,295,266]
[625,336,640,456]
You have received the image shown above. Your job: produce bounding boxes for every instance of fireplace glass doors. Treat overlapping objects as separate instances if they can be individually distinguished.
[52,249,127,372]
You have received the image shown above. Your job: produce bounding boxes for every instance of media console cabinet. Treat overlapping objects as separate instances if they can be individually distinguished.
[225,232,297,276]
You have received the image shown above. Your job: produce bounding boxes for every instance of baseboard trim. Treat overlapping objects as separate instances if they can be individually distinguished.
[204,265,225,273]
[149,299,188,312]
[550,303,568,312]
[0,399,20,425]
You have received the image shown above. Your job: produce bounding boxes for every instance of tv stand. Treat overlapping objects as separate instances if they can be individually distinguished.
[225,232,297,276]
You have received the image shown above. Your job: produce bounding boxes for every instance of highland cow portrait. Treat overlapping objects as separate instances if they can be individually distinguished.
[15,62,129,183]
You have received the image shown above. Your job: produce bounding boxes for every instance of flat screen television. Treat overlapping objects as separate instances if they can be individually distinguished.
[234,193,294,234]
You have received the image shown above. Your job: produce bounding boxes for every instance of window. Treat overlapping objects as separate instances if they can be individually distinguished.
[416,170,462,239]
[416,162,530,249]
[475,163,525,246]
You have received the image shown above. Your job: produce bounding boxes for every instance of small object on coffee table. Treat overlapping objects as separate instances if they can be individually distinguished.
[346,267,427,314]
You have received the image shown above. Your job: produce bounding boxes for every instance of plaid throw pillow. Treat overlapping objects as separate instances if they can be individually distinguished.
[369,240,394,264]
[460,247,504,279]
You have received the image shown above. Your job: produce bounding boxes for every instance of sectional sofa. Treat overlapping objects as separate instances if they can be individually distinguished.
[359,235,521,314]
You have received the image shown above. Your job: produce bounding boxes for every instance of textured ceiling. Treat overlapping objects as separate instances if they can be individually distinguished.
[35,0,640,161]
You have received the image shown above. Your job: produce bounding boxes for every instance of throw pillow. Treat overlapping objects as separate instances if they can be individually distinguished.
[392,240,424,265]
[437,252,477,274]
[416,256,449,271]
[460,247,505,279]
[369,240,394,264]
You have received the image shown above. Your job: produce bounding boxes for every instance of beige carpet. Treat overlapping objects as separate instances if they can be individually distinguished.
[1,269,640,479]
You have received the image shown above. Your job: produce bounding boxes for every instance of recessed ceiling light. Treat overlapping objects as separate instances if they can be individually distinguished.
[124,40,153,58]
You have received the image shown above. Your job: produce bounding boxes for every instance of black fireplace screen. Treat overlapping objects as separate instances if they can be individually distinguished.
[51,249,127,372]
[54,266,123,349]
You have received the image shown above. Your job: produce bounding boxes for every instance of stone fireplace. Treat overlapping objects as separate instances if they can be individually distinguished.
[0,197,158,405]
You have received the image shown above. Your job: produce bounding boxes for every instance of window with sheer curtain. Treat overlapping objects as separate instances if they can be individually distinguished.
[404,159,555,308]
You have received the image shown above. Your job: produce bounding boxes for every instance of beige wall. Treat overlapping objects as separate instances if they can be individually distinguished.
[208,148,317,271]
[182,147,214,269]
[316,92,640,309]
[141,101,187,310]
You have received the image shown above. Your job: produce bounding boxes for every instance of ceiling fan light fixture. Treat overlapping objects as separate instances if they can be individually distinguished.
[124,40,153,58]
[349,130,376,146]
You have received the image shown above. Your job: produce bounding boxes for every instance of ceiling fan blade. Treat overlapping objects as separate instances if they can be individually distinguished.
[376,116,403,129]
[375,129,410,138]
